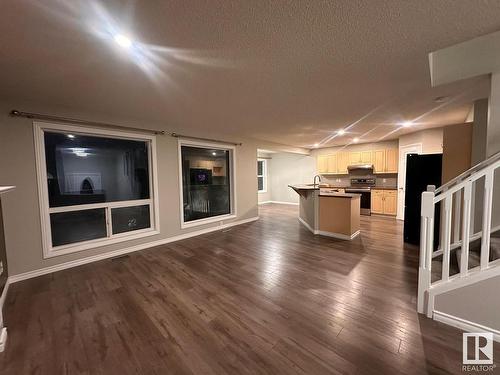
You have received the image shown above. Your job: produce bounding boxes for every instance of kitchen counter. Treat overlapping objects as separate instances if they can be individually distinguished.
[289,185,360,240]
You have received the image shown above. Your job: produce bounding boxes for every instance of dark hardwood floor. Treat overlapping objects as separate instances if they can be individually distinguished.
[1,203,499,374]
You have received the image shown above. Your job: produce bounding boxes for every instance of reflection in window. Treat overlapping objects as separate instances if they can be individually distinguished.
[44,132,150,207]
[181,145,232,223]
[50,208,107,247]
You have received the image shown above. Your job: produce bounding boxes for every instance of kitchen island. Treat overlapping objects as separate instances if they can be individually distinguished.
[289,185,361,240]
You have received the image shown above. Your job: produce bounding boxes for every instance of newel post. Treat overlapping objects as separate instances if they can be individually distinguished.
[417,185,435,314]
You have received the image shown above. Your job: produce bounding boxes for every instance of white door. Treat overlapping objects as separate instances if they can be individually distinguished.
[397,143,422,220]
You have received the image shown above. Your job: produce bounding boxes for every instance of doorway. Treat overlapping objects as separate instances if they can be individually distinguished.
[397,143,422,220]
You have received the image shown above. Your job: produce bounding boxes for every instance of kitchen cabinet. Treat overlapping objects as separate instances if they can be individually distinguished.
[327,154,338,173]
[317,155,329,174]
[360,151,372,164]
[385,149,398,173]
[337,152,349,174]
[373,149,398,174]
[349,151,372,165]
[371,189,397,215]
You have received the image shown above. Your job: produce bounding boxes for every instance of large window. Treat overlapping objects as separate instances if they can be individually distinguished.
[35,122,159,257]
[179,140,235,227]
[257,159,267,193]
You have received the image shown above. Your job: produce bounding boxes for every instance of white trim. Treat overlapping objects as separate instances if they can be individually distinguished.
[0,278,10,352]
[8,216,259,284]
[433,311,500,343]
[258,200,272,205]
[317,229,360,240]
[298,217,360,240]
[267,201,299,206]
[177,138,237,229]
[33,121,160,258]
[0,186,15,195]
[257,159,267,193]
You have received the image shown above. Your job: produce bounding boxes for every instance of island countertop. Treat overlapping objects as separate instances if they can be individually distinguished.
[288,184,360,198]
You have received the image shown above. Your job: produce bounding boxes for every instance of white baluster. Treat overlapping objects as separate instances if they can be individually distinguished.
[480,170,494,269]
[441,196,452,281]
[460,183,472,276]
[417,190,435,314]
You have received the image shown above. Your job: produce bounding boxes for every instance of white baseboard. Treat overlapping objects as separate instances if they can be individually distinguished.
[260,201,299,206]
[0,278,10,352]
[9,216,259,284]
[433,310,500,342]
[298,217,360,240]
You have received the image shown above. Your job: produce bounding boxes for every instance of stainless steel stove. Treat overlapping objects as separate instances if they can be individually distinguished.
[345,178,375,215]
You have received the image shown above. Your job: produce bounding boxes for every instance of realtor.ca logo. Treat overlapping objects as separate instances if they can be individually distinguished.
[462,333,495,372]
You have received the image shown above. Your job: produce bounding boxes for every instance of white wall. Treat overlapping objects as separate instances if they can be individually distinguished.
[0,100,259,276]
[399,128,443,154]
[268,153,316,204]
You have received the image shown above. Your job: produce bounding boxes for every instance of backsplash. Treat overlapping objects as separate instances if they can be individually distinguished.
[321,171,398,188]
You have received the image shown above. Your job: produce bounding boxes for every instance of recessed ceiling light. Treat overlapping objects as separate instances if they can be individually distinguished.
[399,121,413,127]
[353,137,359,143]
[212,152,217,156]
[337,129,345,135]
[114,34,132,49]
[67,134,75,139]
[313,143,319,148]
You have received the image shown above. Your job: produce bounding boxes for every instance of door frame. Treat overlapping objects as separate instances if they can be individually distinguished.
[397,143,423,220]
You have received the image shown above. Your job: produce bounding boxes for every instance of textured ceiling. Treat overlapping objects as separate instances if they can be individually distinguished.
[0,0,498,148]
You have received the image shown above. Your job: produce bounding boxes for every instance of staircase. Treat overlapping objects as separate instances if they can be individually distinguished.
[417,151,500,317]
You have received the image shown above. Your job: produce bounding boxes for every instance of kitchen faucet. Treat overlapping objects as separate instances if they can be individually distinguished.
[313,174,322,188]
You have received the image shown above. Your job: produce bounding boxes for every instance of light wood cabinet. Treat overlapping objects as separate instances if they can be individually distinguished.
[317,148,396,175]
[371,190,384,214]
[373,150,385,173]
[348,151,372,165]
[373,149,398,174]
[360,151,372,164]
[385,149,398,173]
[371,189,397,216]
[327,154,338,173]
[317,155,329,174]
[337,152,349,174]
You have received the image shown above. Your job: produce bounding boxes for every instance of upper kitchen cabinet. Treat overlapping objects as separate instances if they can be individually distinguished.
[373,149,398,174]
[317,155,329,174]
[349,151,372,165]
[385,149,398,173]
[337,152,350,174]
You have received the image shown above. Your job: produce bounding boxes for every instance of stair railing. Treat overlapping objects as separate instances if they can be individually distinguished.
[417,152,500,316]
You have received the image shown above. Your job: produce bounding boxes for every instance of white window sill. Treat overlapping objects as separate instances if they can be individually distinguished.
[181,214,237,229]
[44,229,160,259]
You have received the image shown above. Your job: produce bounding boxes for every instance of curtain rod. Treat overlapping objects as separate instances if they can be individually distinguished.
[171,132,242,146]
[9,110,166,135]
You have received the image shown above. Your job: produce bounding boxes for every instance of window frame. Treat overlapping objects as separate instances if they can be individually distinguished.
[257,159,267,193]
[177,139,237,229]
[34,121,160,258]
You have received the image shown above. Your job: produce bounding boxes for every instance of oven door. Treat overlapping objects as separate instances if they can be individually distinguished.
[345,189,371,215]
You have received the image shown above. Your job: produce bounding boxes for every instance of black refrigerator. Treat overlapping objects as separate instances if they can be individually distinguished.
[404,153,442,245]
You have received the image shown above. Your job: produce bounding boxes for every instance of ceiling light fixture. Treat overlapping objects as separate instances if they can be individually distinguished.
[212,152,217,156]
[67,134,75,139]
[399,121,413,127]
[353,137,359,143]
[313,143,319,148]
[337,129,345,136]
[114,34,132,49]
